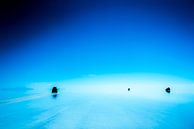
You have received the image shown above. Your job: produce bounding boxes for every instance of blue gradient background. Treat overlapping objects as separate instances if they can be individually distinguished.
[1,0,194,87]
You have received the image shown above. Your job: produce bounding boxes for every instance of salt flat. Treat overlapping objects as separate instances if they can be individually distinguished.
[1,74,194,129]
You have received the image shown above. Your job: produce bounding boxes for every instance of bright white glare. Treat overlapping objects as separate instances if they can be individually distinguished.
[29,74,194,102]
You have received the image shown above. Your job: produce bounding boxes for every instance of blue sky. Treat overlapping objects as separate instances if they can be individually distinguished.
[1,0,194,87]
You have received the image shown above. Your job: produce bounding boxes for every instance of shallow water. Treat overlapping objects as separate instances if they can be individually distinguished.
[1,75,194,129]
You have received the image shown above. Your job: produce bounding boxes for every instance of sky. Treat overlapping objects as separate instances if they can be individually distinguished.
[0,0,194,87]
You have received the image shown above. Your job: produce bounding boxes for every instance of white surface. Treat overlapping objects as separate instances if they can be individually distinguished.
[1,74,194,129]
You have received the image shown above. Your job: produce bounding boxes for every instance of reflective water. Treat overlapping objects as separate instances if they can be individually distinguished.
[1,75,194,129]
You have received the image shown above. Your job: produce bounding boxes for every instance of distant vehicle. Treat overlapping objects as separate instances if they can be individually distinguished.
[52,86,58,93]
[165,87,171,93]
[128,88,130,91]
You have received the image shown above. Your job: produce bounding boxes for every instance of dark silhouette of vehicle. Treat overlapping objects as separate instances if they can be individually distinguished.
[165,87,171,93]
[52,86,58,93]
[128,88,130,91]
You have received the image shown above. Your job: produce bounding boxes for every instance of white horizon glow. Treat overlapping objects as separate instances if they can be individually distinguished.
[28,74,194,102]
